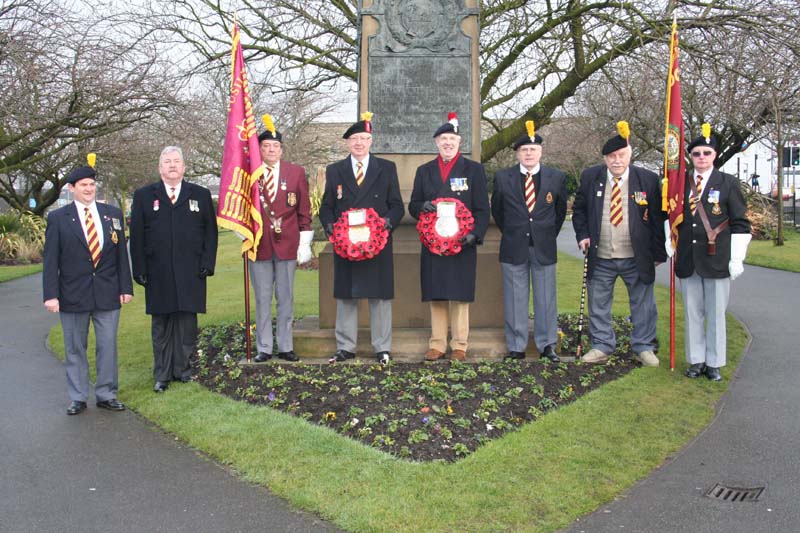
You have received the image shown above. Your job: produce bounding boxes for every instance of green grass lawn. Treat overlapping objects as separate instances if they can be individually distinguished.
[48,231,747,532]
[747,231,800,272]
[0,263,42,283]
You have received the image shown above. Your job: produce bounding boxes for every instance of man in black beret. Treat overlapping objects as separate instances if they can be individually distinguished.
[42,154,133,414]
[408,112,490,362]
[319,112,404,364]
[491,121,567,362]
[572,122,666,365]
[673,124,751,382]
[249,115,312,363]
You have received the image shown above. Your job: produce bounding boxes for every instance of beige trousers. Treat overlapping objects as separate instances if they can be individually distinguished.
[429,301,470,352]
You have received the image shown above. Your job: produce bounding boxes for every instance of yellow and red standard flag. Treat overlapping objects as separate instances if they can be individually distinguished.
[662,17,685,249]
[217,23,264,259]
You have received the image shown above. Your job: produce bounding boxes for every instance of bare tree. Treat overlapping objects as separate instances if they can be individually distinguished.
[0,0,176,214]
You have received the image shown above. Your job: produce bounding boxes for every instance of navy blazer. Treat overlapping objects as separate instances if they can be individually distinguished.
[572,164,667,284]
[491,164,567,266]
[319,155,405,299]
[675,168,750,279]
[42,202,133,313]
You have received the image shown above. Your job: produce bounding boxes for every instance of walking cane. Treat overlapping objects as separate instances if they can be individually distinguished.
[575,250,589,359]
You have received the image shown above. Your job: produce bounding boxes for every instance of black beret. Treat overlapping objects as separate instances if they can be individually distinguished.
[602,135,629,156]
[513,133,543,150]
[343,120,373,139]
[687,134,718,153]
[433,112,460,138]
[66,165,96,185]
[258,129,282,143]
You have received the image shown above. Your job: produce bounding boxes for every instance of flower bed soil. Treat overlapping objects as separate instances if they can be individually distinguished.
[192,315,641,462]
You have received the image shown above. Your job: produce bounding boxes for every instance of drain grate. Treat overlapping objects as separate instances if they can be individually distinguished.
[705,483,764,502]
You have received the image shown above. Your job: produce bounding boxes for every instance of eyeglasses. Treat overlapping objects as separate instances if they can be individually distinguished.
[691,150,714,157]
[348,135,372,142]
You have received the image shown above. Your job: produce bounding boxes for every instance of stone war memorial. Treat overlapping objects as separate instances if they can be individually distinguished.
[296,0,509,359]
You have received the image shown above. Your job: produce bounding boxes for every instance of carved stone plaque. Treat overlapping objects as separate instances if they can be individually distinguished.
[362,0,477,154]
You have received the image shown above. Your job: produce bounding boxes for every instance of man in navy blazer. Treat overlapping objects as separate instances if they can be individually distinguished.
[42,155,133,415]
[572,122,666,366]
[491,122,567,362]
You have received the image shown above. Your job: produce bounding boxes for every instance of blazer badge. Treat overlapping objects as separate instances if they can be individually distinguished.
[711,203,722,215]
[545,192,553,204]
[110,230,119,245]
[287,192,297,207]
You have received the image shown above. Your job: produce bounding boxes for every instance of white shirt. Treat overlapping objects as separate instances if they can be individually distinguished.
[351,154,370,177]
[263,160,281,179]
[75,200,103,249]
[163,181,182,201]
[519,164,541,176]
[694,168,713,196]
[606,168,630,184]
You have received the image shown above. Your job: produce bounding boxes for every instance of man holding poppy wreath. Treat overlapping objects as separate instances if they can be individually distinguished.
[319,112,405,364]
[408,112,490,362]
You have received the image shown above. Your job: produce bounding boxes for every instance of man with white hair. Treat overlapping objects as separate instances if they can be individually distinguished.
[572,122,666,366]
[130,146,218,392]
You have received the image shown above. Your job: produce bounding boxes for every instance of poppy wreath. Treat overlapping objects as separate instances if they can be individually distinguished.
[329,207,389,261]
[416,198,475,256]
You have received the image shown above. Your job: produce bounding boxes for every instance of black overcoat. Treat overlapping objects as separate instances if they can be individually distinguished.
[408,155,490,302]
[42,202,133,313]
[675,168,750,279]
[129,181,218,314]
[572,164,667,284]
[491,164,567,266]
[318,156,405,299]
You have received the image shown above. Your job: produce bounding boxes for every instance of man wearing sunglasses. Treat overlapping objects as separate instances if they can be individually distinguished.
[672,124,751,382]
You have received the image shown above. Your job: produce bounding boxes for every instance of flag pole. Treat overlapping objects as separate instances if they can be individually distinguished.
[243,253,252,362]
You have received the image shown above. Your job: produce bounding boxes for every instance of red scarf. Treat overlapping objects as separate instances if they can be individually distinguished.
[437,153,460,182]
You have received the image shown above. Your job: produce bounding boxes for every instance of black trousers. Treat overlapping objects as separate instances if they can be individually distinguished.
[151,312,197,381]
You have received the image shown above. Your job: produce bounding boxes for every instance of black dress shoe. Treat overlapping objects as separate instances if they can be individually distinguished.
[540,345,561,363]
[685,363,706,378]
[277,351,300,362]
[66,401,87,415]
[330,350,355,363]
[504,351,526,360]
[179,376,192,383]
[153,381,169,393]
[375,351,392,365]
[254,352,272,363]
[96,399,125,411]
[705,366,722,382]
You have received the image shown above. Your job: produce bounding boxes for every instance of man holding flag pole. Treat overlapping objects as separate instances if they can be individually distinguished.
[216,21,266,362]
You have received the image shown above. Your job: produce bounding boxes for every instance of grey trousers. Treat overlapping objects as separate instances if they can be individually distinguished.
[60,309,120,402]
[680,273,729,368]
[335,298,392,353]
[501,248,558,353]
[588,257,657,354]
[249,258,297,354]
[151,312,196,382]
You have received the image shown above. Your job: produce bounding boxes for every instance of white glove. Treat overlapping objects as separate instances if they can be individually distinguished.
[296,230,314,264]
[664,220,674,258]
[728,233,752,281]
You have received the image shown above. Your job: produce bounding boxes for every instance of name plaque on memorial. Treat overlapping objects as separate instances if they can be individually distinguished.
[362,0,478,154]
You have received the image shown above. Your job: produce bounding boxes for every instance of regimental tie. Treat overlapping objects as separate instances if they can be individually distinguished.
[524,171,536,212]
[356,161,364,187]
[690,175,702,215]
[264,165,277,203]
[169,186,177,204]
[609,176,623,227]
[84,207,101,268]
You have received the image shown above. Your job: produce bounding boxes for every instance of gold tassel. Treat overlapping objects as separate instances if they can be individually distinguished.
[261,114,276,136]
[525,120,535,140]
[701,123,711,143]
[616,121,630,141]
[361,111,373,122]
[87,153,96,168]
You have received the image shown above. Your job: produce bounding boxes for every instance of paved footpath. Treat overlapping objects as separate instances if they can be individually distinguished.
[558,228,800,532]
[0,274,339,533]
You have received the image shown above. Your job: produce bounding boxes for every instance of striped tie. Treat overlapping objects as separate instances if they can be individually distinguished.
[690,175,702,215]
[355,161,364,187]
[169,187,177,204]
[609,177,623,227]
[84,207,101,268]
[524,171,536,212]
[265,166,277,203]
